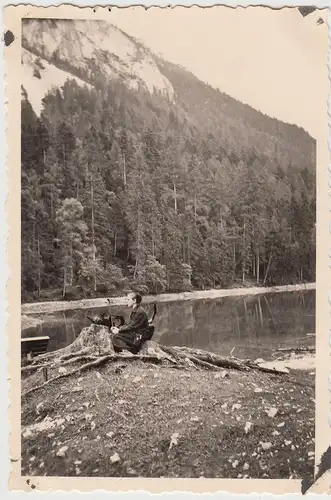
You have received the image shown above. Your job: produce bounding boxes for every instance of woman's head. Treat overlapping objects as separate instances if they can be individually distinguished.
[127,292,142,308]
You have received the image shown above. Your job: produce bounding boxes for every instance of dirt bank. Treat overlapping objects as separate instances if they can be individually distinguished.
[21,342,315,480]
[21,282,316,316]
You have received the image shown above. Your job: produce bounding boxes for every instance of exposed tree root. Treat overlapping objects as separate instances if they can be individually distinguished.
[22,325,291,396]
[22,355,113,398]
[21,363,47,375]
[59,348,95,361]
[61,355,99,366]
[21,352,180,398]
[21,353,99,375]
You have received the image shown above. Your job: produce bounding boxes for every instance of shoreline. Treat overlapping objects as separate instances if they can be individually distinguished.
[21,282,316,316]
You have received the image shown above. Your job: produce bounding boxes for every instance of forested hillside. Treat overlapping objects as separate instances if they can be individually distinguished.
[21,30,316,302]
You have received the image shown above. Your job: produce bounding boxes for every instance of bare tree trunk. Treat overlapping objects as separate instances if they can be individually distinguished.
[134,208,140,280]
[69,238,73,286]
[62,268,66,298]
[152,227,155,257]
[123,155,127,187]
[90,171,97,293]
[233,242,236,279]
[37,235,41,297]
[173,183,177,214]
[256,251,260,284]
[187,234,191,266]
[263,253,273,285]
[50,185,53,219]
[134,254,138,280]
[114,232,117,257]
[242,222,246,284]
[32,218,36,255]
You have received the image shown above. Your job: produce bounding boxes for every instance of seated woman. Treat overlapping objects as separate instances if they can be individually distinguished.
[111,292,152,354]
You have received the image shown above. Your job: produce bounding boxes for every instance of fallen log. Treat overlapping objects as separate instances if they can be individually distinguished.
[176,346,250,371]
[177,346,289,375]
[161,345,223,371]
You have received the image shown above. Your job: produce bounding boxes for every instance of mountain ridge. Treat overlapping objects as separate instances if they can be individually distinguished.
[22,17,314,145]
[22,18,175,116]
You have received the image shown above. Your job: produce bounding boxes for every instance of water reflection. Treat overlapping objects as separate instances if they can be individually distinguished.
[22,290,315,360]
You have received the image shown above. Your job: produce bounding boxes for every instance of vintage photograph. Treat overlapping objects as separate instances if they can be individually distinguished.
[17,5,327,485]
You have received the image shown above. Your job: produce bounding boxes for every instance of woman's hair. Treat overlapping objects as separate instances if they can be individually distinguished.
[133,293,142,305]
[127,291,142,304]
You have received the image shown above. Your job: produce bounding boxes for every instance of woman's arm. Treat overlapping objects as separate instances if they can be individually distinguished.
[119,310,147,333]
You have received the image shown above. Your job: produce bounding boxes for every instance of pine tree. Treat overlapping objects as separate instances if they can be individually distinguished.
[55,198,88,297]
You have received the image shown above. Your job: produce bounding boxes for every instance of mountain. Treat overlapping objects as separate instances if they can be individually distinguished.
[22,19,174,115]
[22,18,314,169]
[21,19,316,302]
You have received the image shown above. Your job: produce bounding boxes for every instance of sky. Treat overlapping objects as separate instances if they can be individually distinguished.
[108,6,328,141]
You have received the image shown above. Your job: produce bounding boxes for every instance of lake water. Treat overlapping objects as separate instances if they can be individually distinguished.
[22,289,315,360]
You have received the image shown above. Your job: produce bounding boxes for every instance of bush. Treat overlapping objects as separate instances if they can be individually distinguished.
[167,263,193,292]
[62,285,85,301]
[144,257,167,294]
[104,263,128,291]
[131,281,149,295]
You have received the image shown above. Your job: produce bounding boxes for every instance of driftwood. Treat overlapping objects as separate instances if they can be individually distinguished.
[276,346,315,353]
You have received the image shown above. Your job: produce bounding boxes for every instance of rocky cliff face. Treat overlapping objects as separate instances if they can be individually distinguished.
[21,18,174,115]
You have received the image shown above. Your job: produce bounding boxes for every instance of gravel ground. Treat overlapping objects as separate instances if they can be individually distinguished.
[21,357,315,480]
